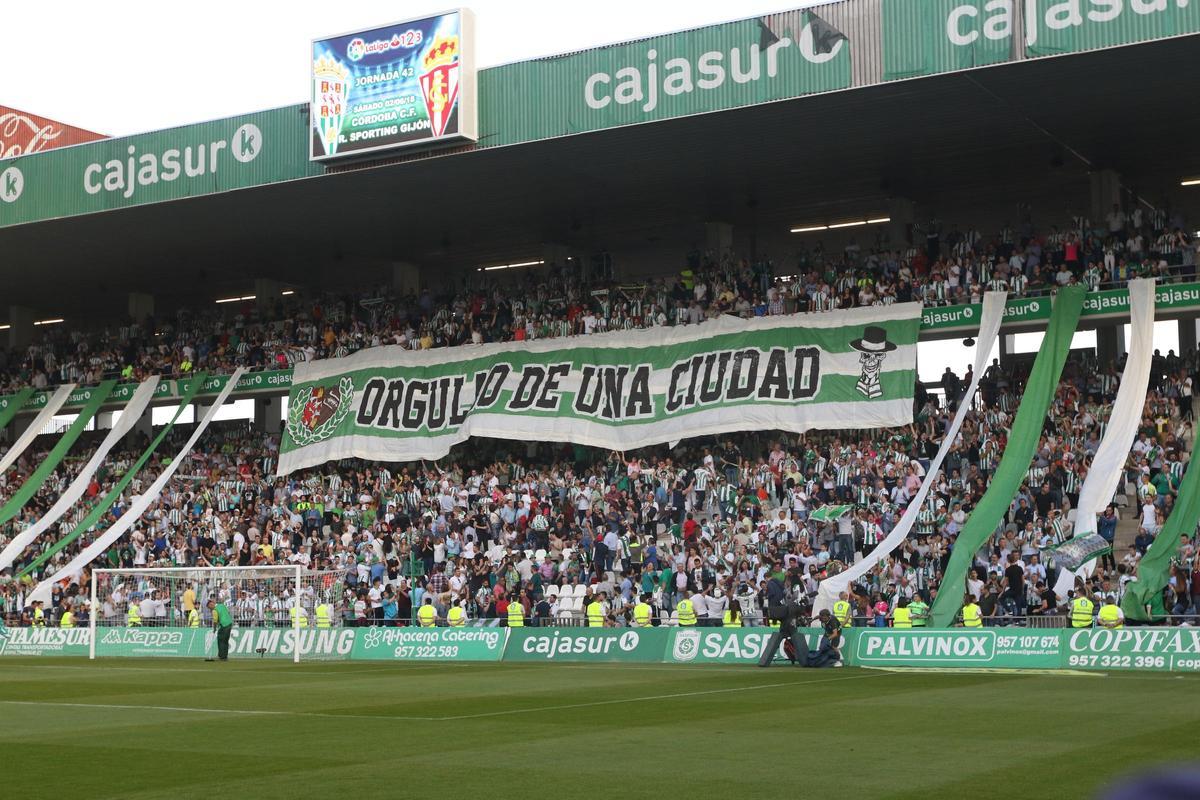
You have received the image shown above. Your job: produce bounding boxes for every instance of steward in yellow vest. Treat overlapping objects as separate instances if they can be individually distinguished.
[961,594,982,628]
[59,609,75,628]
[448,604,466,627]
[1070,595,1095,628]
[632,595,652,628]
[833,595,853,629]
[891,600,913,628]
[1097,599,1122,629]
[676,592,697,626]
[418,599,437,627]
[507,596,525,628]
[31,602,45,628]
[289,605,308,628]
[722,609,741,628]
[586,593,607,627]
[187,608,201,627]
[315,604,332,628]
[127,602,141,627]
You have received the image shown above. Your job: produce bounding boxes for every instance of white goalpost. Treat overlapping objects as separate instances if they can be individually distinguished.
[90,565,345,663]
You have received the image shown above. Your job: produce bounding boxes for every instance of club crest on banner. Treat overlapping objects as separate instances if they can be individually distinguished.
[288,376,354,447]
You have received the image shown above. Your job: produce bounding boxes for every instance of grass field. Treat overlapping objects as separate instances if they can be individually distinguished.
[1,658,1196,799]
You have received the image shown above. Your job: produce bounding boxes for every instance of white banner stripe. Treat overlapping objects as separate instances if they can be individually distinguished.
[29,369,247,604]
[0,383,75,475]
[813,292,1009,615]
[0,377,161,573]
[1054,279,1155,598]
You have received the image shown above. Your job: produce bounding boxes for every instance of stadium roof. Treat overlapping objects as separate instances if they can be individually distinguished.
[0,1,1197,319]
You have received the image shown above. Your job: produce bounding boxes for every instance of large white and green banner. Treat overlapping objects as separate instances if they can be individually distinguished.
[278,305,920,474]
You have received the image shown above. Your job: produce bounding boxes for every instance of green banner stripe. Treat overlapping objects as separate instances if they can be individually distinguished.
[0,380,117,528]
[0,387,34,433]
[16,374,209,579]
[1121,457,1200,622]
[928,286,1086,628]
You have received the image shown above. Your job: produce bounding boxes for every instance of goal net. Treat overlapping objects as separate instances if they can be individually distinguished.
[90,566,347,662]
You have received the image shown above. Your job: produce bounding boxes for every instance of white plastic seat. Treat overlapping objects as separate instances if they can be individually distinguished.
[535,548,547,563]
[545,585,559,599]
[668,610,679,627]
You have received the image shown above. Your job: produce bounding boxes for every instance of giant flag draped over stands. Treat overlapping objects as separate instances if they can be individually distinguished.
[0,381,115,528]
[813,292,1007,615]
[1054,279,1155,598]
[277,304,921,474]
[928,286,1086,628]
[1122,449,1200,622]
[0,383,75,476]
[29,369,247,603]
[16,374,209,579]
[0,376,161,573]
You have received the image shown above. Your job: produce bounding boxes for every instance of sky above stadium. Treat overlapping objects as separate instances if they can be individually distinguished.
[2,0,828,136]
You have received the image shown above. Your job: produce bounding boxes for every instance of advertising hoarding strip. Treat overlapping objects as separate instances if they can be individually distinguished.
[277,305,921,474]
[0,377,161,573]
[929,286,1085,628]
[1055,280,1155,598]
[28,370,245,601]
[15,375,207,580]
[8,626,1200,674]
[815,292,1007,615]
[0,380,114,528]
[1121,454,1200,622]
[0,387,34,432]
[0,383,76,476]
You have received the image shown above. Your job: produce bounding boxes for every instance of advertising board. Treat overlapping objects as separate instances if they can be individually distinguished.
[311,10,477,160]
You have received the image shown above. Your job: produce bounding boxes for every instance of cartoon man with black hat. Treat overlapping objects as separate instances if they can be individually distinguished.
[850,326,897,399]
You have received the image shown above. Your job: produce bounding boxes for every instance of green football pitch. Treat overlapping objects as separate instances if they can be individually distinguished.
[1,658,1196,799]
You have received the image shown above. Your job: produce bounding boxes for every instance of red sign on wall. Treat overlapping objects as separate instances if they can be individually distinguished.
[0,106,106,158]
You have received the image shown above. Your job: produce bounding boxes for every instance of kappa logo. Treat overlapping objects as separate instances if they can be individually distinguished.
[672,630,701,662]
[0,165,23,203]
[287,376,354,447]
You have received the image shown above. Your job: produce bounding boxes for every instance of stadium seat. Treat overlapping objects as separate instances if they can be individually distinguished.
[545,584,559,599]
[535,548,547,563]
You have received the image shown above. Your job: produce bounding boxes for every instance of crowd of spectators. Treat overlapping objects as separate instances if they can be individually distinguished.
[2,341,1197,629]
[0,206,1194,398]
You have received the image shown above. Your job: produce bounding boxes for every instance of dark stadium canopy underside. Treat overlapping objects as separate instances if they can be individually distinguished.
[3,35,1198,320]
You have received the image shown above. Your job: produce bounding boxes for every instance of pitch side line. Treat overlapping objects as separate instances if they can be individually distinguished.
[438,671,888,720]
[0,671,886,723]
[0,699,438,722]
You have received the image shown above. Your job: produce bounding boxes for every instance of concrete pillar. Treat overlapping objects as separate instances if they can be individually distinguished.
[391,261,421,295]
[127,292,154,324]
[1090,169,1122,226]
[704,222,733,257]
[7,306,34,349]
[1180,317,1197,357]
[255,396,282,434]
[1096,323,1120,367]
[886,197,916,249]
